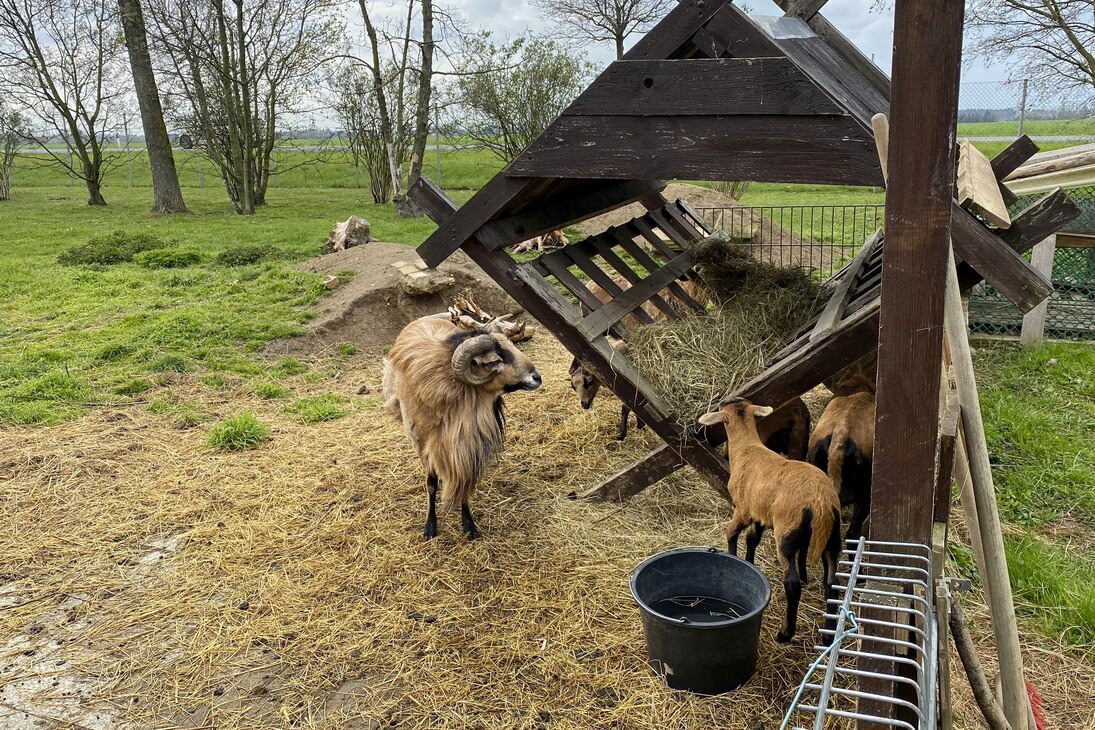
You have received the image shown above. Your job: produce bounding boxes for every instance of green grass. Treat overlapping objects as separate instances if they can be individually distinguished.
[206,412,272,450]
[284,394,351,424]
[1006,533,1095,652]
[252,381,291,399]
[958,118,1095,138]
[0,186,432,425]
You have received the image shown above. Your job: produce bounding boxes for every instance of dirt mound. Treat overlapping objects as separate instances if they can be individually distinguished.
[274,242,515,355]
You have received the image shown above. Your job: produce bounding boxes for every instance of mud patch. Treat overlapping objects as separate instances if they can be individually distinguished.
[273,242,517,356]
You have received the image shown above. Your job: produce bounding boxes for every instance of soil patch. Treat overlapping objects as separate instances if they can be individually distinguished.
[274,242,516,356]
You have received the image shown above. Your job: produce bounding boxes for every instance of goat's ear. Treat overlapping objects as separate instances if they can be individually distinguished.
[698,411,726,426]
[752,405,774,418]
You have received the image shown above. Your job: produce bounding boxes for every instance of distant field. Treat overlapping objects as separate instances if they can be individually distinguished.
[958,118,1095,139]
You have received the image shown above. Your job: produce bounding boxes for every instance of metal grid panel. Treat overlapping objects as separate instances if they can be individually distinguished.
[783,539,937,730]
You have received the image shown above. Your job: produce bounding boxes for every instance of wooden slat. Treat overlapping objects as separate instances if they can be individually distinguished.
[986,187,1080,254]
[479,179,665,248]
[958,139,1012,228]
[871,113,890,183]
[785,0,829,19]
[573,444,687,501]
[809,229,882,342]
[950,202,1053,312]
[607,230,705,314]
[624,0,727,60]
[1004,162,1095,196]
[508,115,884,186]
[580,253,699,338]
[564,58,843,117]
[700,3,786,58]
[990,134,1039,180]
[1006,147,1095,182]
[768,34,885,128]
[661,200,708,241]
[1057,232,1095,249]
[571,241,679,322]
[675,199,715,236]
[629,217,679,260]
[539,251,644,325]
[1020,235,1057,346]
[642,197,698,246]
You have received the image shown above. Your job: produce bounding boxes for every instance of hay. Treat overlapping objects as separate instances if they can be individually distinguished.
[629,236,827,419]
[1,337,1091,730]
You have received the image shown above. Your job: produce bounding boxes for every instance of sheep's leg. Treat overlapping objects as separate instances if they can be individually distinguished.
[423,473,439,540]
[744,522,765,564]
[460,500,480,540]
[776,542,803,643]
[846,494,870,543]
[725,512,750,556]
[616,404,629,441]
[821,509,843,643]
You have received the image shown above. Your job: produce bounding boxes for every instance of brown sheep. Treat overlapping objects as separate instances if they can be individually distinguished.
[699,397,841,643]
[808,374,876,542]
[382,316,542,540]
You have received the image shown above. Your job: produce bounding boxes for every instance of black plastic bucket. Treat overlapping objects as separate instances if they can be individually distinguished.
[629,547,771,694]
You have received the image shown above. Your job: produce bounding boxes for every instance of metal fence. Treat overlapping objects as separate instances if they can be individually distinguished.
[694,204,885,280]
[969,186,1095,340]
[959,80,1095,145]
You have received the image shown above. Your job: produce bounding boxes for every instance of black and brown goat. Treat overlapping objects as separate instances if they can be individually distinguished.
[382,316,541,540]
[699,398,841,643]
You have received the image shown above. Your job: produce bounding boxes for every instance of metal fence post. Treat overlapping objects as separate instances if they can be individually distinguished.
[1017,79,1028,137]
[197,153,203,188]
[68,152,73,186]
[435,104,442,188]
[125,116,134,187]
[272,149,278,188]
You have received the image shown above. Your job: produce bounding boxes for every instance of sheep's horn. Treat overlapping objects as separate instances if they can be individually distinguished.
[451,334,497,385]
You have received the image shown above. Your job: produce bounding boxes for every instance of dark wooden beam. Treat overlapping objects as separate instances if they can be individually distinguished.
[872,0,964,548]
[564,58,843,117]
[572,444,685,501]
[809,229,882,342]
[994,187,1080,253]
[478,179,666,249]
[950,202,1053,312]
[700,4,788,59]
[785,0,829,20]
[579,251,699,338]
[409,176,733,497]
[509,115,883,186]
[624,0,727,60]
[990,134,1039,180]
[415,175,539,268]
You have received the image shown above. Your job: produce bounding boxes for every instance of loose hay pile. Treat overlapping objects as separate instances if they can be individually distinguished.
[629,236,827,419]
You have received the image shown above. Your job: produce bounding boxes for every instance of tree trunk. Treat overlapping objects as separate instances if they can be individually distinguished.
[87,178,107,206]
[118,0,186,213]
[615,32,624,60]
[404,0,433,218]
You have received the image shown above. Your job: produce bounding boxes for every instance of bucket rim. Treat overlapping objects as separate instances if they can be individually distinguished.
[628,546,772,629]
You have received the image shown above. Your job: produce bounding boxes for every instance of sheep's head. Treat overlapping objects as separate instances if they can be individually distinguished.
[568,357,601,410]
[451,331,541,393]
[698,397,773,430]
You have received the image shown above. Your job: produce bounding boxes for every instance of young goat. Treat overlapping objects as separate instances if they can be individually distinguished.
[807,374,876,542]
[568,339,644,440]
[699,398,841,643]
[383,316,542,540]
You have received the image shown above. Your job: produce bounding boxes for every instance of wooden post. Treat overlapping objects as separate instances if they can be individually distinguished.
[944,248,1030,730]
[1020,234,1057,345]
[871,0,964,546]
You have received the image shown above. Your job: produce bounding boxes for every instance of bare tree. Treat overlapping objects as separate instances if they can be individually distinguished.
[454,34,593,162]
[532,0,672,59]
[117,0,185,213]
[0,102,24,200]
[967,0,1095,105]
[148,0,338,214]
[0,0,125,206]
[332,67,399,203]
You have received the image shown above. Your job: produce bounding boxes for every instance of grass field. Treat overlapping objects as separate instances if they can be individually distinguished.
[958,118,1095,139]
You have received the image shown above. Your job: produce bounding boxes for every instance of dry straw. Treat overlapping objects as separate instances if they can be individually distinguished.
[629,235,827,420]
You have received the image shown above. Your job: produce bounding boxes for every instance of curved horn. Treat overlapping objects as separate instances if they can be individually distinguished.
[451,334,498,385]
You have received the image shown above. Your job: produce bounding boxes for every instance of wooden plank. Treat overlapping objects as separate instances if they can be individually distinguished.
[572,444,685,501]
[564,58,843,117]
[989,134,1039,179]
[508,115,884,186]
[570,241,679,322]
[415,175,539,268]
[871,113,889,183]
[1057,232,1095,249]
[785,0,829,20]
[624,0,727,60]
[409,175,733,496]
[580,252,699,337]
[675,199,715,236]
[642,198,698,246]
[539,251,643,325]
[699,4,786,59]
[479,179,665,249]
[993,188,1081,254]
[958,139,1012,229]
[607,230,705,314]
[1004,162,1095,196]
[1020,235,1057,346]
[950,202,1053,312]
[630,217,679,260]
[1006,147,1095,182]
[809,229,882,342]
[945,250,1031,730]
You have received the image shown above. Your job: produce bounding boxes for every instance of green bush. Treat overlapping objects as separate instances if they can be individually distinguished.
[134,248,202,269]
[57,231,167,266]
[284,394,350,424]
[216,245,279,267]
[206,412,272,450]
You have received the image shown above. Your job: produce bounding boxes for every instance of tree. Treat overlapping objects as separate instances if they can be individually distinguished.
[117,0,185,213]
[0,103,24,200]
[332,67,399,203]
[531,0,672,59]
[148,0,338,214]
[967,0,1095,106]
[454,34,594,162]
[0,0,124,206]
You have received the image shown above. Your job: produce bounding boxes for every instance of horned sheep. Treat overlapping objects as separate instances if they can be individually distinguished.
[699,397,841,643]
[382,316,542,540]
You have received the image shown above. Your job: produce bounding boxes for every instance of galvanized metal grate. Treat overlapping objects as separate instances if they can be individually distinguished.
[783,539,937,730]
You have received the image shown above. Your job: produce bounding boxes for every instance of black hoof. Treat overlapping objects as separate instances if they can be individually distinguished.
[615,433,627,441]
[776,629,794,644]
[423,521,438,540]
[463,525,480,540]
